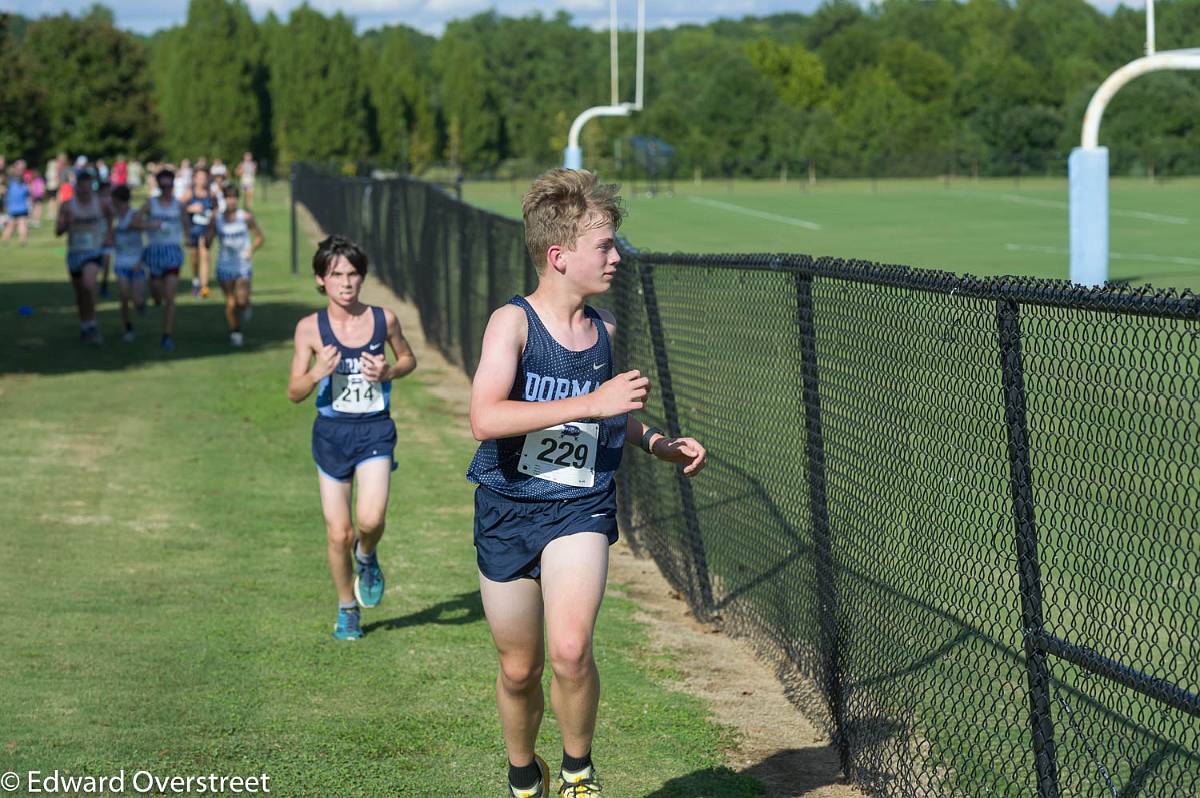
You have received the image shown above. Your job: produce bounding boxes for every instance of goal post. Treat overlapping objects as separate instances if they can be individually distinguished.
[1069,0,1200,284]
[564,0,645,170]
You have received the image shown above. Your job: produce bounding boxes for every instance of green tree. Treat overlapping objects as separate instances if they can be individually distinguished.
[435,16,503,169]
[0,14,49,161]
[270,6,369,166]
[747,39,827,110]
[23,11,160,159]
[157,0,263,162]
[364,25,439,170]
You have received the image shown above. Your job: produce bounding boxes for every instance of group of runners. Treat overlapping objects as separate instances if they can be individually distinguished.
[44,155,263,349]
[290,169,708,797]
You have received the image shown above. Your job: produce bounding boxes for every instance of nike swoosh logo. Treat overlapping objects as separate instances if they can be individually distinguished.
[369,343,382,351]
[592,363,603,370]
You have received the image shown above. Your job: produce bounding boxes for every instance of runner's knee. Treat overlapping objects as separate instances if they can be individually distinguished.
[325,522,354,548]
[548,637,593,680]
[357,513,385,538]
[499,655,544,693]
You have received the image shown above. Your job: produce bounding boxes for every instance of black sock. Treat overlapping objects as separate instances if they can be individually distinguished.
[508,760,541,790]
[561,750,591,774]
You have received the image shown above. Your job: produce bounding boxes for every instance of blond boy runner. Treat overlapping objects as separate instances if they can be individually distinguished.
[466,169,707,796]
[288,236,417,640]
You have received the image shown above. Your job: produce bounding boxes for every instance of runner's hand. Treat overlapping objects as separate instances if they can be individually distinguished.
[652,436,707,477]
[312,344,340,380]
[592,369,650,418]
[360,352,387,381]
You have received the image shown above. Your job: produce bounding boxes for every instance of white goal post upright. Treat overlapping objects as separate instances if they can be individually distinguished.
[564,0,645,170]
[1069,0,1200,285]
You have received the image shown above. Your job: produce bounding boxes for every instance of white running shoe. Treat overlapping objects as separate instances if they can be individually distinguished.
[230,331,244,347]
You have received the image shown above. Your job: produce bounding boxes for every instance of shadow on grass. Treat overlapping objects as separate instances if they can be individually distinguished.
[1,280,316,375]
[645,746,850,797]
[363,590,484,634]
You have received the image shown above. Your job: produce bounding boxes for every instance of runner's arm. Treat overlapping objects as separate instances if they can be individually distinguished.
[288,317,337,403]
[55,202,70,236]
[381,309,416,381]
[245,213,265,254]
[102,201,115,247]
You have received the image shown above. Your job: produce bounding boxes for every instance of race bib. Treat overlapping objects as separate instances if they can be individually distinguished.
[518,422,599,487]
[331,372,384,414]
[71,231,97,250]
[192,212,210,226]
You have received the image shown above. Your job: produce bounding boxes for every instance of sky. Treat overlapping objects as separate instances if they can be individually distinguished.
[3,0,1143,36]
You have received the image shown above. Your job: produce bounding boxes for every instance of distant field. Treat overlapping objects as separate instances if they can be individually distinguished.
[464,177,1200,293]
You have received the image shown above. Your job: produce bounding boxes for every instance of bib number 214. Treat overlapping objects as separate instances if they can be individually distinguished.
[332,373,384,413]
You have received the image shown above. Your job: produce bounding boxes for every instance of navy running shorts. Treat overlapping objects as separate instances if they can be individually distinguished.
[311,415,397,483]
[473,482,618,582]
[188,226,207,247]
[66,250,104,276]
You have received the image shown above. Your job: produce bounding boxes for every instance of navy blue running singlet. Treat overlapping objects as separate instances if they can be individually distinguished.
[314,306,391,421]
[466,296,626,501]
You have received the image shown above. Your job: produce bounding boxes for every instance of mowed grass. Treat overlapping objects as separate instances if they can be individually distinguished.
[465,176,1200,292]
[0,187,766,795]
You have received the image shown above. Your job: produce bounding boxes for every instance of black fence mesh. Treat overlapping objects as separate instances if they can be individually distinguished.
[292,163,1200,798]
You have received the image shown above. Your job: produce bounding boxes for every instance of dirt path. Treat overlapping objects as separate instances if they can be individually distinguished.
[305,208,866,797]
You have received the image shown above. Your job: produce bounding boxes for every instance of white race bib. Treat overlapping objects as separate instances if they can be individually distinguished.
[331,372,384,414]
[518,423,599,487]
[71,231,97,250]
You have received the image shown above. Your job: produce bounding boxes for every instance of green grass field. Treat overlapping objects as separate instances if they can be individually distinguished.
[465,176,1200,292]
[0,187,770,796]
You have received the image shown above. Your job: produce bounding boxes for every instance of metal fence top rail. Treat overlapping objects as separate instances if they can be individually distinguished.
[620,242,1200,322]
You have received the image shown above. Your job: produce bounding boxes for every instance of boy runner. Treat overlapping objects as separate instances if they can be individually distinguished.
[207,185,264,347]
[97,181,114,298]
[287,235,417,640]
[111,185,154,342]
[184,167,214,298]
[140,169,188,350]
[466,169,706,797]
[236,152,257,210]
[55,167,113,344]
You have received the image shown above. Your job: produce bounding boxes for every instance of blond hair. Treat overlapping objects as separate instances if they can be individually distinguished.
[522,169,623,272]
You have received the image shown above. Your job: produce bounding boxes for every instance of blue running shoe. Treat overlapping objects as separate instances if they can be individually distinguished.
[353,547,385,608]
[160,334,176,351]
[333,607,362,640]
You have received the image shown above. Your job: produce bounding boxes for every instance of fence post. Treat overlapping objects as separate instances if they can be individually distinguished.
[289,164,297,275]
[795,267,847,772]
[637,262,714,619]
[996,298,1060,798]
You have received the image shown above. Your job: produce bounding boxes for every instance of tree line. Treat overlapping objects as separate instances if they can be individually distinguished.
[3,0,1200,179]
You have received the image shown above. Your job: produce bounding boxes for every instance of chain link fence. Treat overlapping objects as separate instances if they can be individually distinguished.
[292,163,1200,797]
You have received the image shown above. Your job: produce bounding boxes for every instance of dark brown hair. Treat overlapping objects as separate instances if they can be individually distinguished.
[312,235,368,294]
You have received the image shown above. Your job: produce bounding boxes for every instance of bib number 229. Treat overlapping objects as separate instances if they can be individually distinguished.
[518,422,599,487]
